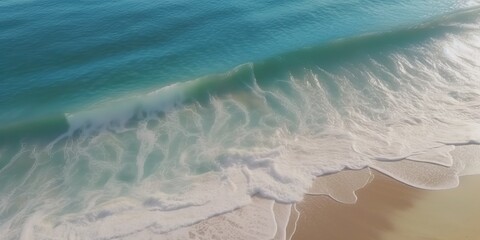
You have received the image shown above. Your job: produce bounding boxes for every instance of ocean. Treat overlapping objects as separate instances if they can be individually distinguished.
[1,0,480,239]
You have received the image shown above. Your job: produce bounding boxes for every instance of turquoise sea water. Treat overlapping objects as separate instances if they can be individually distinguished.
[0,0,471,124]
[1,1,480,239]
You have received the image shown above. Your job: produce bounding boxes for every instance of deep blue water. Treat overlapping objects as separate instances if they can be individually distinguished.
[0,0,468,124]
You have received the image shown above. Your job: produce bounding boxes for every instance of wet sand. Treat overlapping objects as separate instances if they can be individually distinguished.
[290,172,480,240]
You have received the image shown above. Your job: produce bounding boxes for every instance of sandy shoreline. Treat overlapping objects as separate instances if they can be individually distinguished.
[290,171,480,240]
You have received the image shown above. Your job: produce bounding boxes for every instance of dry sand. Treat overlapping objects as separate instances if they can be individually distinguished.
[290,171,480,240]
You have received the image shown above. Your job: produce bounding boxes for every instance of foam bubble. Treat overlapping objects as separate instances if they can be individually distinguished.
[307,168,373,204]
